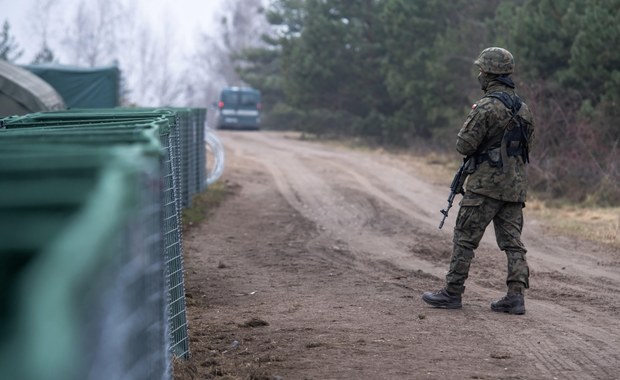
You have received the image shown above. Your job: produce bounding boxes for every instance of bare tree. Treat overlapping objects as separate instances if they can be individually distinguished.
[196,0,270,86]
[150,19,184,106]
[192,0,271,123]
[125,24,159,105]
[28,0,59,63]
[120,10,188,107]
[20,0,269,108]
[46,0,187,106]
[62,0,127,67]
[31,41,55,64]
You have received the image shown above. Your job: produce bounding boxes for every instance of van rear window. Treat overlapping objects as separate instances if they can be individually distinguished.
[221,92,259,107]
[240,93,259,106]
[222,92,239,106]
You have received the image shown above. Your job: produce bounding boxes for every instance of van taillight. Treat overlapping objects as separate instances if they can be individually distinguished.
[218,101,224,108]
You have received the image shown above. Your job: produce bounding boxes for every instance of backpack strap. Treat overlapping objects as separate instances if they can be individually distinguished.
[485,91,522,115]
[471,92,516,158]
[479,91,529,169]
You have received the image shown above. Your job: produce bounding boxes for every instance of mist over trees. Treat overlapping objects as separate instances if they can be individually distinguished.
[2,0,618,204]
[235,0,619,205]
[191,0,270,126]
[3,0,268,108]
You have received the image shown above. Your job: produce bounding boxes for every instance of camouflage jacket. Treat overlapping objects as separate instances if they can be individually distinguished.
[456,81,535,203]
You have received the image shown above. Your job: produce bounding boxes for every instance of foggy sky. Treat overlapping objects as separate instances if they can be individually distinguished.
[0,0,225,64]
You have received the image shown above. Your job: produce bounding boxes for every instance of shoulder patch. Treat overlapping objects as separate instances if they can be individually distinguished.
[471,103,478,109]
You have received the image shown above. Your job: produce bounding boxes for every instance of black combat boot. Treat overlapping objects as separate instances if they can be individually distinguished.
[490,293,525,315]
[422,288,462,309]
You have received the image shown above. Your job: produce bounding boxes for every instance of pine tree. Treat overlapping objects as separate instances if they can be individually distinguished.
[0,20,24,62]
[31,41,55,64]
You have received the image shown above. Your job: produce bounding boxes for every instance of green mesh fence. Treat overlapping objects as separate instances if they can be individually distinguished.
[195,108,208,192]
[0,143,167,380]
[0,107,207,378]
[2,107,208,208]
[0,108,208,359]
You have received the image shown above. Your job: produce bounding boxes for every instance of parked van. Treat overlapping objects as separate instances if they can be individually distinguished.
[215,87,261,130]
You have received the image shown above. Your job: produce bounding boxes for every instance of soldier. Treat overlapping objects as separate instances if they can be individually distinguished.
[422,47,535,315]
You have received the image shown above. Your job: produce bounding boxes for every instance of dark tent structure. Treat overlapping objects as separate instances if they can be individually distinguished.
[22,64,120,109]
[0,60,66,117]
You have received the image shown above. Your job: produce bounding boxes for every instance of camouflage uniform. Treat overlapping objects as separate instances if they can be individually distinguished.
[445,48,535,296]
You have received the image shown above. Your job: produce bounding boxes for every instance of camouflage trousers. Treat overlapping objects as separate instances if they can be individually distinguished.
[445,191,529,294]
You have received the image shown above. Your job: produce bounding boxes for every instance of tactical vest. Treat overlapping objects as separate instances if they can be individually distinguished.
[475,91,531,168]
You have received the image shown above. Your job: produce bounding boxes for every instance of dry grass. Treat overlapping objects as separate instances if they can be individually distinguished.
[527,200,620,248]
[181,180,238,231]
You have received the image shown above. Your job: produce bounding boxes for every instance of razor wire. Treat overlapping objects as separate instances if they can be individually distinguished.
[205,128,225,186]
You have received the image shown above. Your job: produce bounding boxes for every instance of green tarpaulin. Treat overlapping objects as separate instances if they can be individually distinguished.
[21,64,120,108]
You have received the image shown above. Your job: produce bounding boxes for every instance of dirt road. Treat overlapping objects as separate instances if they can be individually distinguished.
[176,131,620,380]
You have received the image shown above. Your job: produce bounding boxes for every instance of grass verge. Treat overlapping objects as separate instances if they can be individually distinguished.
[181,180,237,231]
[527,200,620,249]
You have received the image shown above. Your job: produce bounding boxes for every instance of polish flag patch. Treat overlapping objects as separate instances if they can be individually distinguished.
[472,103,478,109]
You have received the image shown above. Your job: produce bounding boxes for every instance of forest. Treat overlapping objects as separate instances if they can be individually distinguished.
[236,0,620,205]
[2,0,618,205]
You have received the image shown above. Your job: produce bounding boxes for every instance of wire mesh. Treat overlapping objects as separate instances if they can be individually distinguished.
[159,131,189,359]
[2,110,192,360]
[0,107,209,377]
[196,108,208,192]
[0,144,169,380]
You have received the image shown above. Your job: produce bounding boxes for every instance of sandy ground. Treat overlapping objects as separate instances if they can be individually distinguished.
[174,131,620,380]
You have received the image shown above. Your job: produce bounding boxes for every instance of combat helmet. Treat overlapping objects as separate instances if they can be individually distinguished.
[474,47,514,74]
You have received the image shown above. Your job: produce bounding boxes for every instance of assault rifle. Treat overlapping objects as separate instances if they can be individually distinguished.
[438,157,473,229]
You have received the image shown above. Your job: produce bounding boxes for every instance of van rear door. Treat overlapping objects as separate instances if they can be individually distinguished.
[217,88,261,129]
